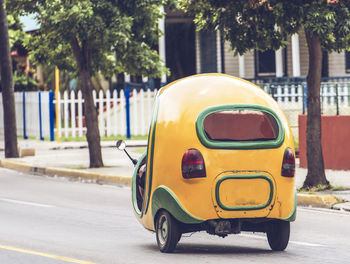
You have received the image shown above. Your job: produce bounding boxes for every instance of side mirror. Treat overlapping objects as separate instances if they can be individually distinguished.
[116,140,126,151]
[116,139,138,166]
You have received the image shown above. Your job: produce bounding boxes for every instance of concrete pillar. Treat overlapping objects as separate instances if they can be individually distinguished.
[195,31,201,74]
[275,48,283,77]
[158,7,167,83]
[216,31,222,73]
[292,34,301,77]
[239,55,245,78]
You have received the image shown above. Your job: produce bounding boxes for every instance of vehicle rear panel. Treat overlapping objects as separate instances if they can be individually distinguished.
[141,74,296,230]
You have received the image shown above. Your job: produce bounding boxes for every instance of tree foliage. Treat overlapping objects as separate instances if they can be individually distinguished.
[8,0,170,168]
[7,13,30,47]
[181,0,350,54]
[8,0,169,79]
[181,0,350,188]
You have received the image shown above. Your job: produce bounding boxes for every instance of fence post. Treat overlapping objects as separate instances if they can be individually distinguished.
[344,83,349,106]
[77,90,83,138]
[321,83,326,114]
[56,91,62,141]
[49,91,54,141]
[133,88,138,136]
[120,90,126,136]
[140,89,145,135]
[98,90,104,137]
[335,83,339,115]
[106,90,111,137]
[71,90,76,138]
[22,92,28,139]
[63,91,69,138]
[297,83,303,109]
[125,89,131,139]
[147,89,152,128]
[271,84,276,101]
[38,91,44,140]
[303,83,307,114]
[263,84,269,94]
[112,90,118,136]
[277,84,282,103]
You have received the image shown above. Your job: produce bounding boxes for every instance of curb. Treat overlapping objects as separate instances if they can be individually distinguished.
[297,193,340,209]
[49,143,147,151]
[0,159,132,186]
[0,159,348,210]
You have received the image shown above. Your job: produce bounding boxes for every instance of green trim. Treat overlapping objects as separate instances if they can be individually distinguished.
[152,186,204,225]
[215,175,274,211]
[284,190,297,222]
[143,93,160,215]
[142,104,154,217]
[196,104,285,149]
[132,152,147,217]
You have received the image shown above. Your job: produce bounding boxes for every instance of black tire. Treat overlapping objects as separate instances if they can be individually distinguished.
[267,220,290,251]
[156,210,180,253]
[177,232,182,243]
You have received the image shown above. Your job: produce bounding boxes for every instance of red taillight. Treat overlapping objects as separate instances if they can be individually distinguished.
[181,149,206,179]
[281,148,295,177]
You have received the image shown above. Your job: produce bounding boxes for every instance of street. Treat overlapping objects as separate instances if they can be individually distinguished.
[0,167,349,264]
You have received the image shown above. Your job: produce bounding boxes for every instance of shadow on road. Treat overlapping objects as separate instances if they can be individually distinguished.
[141,243,276,255]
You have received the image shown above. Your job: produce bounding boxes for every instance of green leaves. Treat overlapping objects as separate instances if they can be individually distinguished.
[305,5,335,37]
[9,0,167,80]
[6,13,29,47]
[181,0,350,54]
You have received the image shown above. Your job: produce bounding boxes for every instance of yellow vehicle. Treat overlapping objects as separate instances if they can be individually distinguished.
[117,73,296,253]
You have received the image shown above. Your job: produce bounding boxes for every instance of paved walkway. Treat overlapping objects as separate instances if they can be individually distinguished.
[1,138,350,211]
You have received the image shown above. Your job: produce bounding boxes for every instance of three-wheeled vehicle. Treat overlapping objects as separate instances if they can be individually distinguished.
[117,73,296,253]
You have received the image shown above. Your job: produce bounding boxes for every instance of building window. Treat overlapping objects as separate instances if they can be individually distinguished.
[200,31,217,73]
[256,49,276,77]
[345,51,350,73]
[165,21,196,82]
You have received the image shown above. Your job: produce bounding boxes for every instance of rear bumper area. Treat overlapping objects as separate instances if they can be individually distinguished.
[179,218,290,237]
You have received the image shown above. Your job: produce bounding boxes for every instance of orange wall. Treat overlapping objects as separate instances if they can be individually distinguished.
[299,115,350,170]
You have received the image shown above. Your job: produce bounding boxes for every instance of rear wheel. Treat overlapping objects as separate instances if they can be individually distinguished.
[267,220,290,251]
[156,210,180,253]
[177,232,182,243]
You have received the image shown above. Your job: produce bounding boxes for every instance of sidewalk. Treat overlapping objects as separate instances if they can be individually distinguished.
[1,139,350,212]
[0,139,146,185]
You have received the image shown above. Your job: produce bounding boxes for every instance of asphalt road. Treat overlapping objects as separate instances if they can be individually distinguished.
[0,168,349,264]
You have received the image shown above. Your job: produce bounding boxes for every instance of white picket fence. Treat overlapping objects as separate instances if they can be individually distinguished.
[0,91,52,139]
[1,81,350,141]
[260,82,350,138]
[55,89,157,139]
[260,82,350,112]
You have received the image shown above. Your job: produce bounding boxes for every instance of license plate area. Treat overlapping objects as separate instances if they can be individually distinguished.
[212,172,276,218]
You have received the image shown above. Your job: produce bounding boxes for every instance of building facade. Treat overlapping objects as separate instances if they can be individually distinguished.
[161,11,350,83]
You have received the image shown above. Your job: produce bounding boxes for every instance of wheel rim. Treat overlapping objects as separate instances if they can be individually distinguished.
[158,215,168,247]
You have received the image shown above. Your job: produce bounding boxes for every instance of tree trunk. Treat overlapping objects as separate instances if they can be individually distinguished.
[0,0,19,158]
[70,36,103,168]
[116,73,125,96]
[303,29,329,188]
[80,69,104,168]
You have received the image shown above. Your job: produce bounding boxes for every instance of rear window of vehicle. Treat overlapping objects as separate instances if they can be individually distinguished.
[203,110,279,141]
[196,105,285,149]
